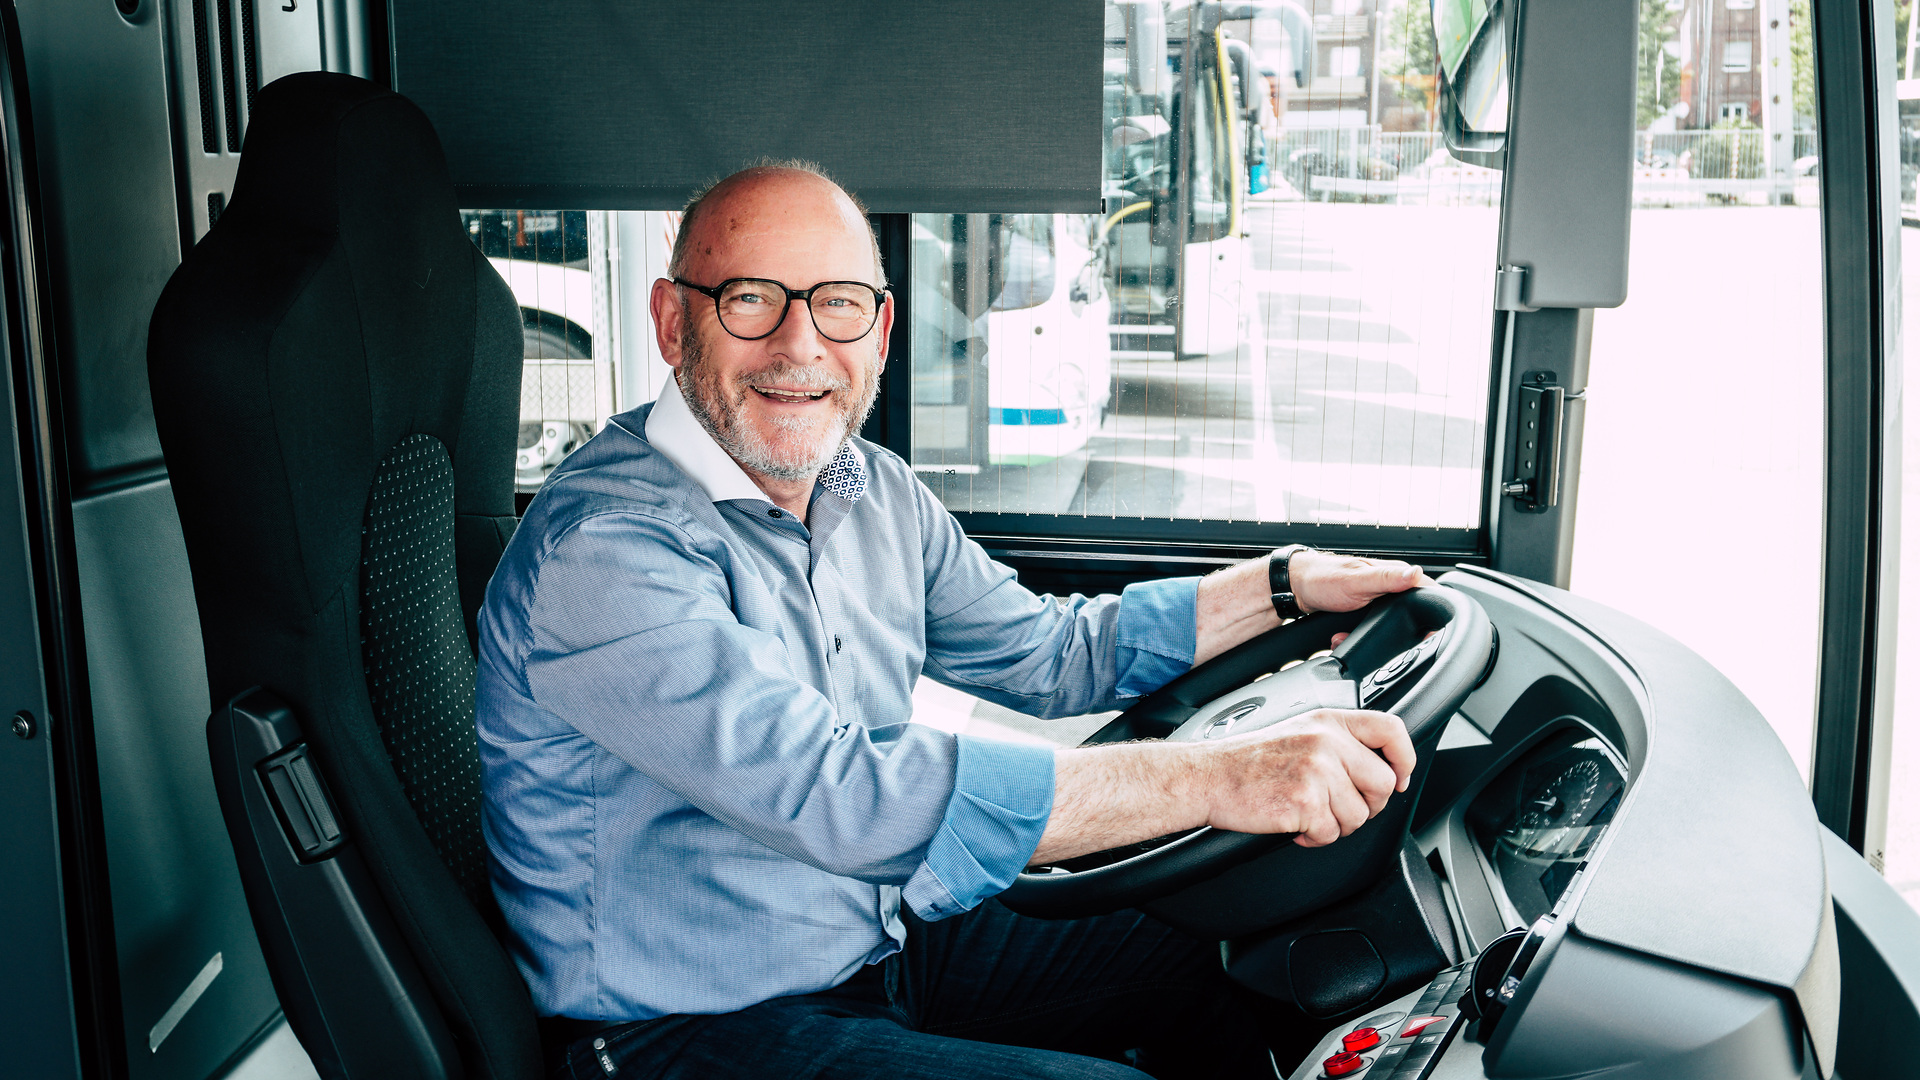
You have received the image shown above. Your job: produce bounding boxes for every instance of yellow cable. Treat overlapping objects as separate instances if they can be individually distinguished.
[1099,200,1154,243]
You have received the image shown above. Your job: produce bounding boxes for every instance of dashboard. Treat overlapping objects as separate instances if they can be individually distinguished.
[1272,568,1839,1080]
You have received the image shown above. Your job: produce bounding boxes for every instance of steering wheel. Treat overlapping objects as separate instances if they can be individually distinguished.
[998,584,1495,931]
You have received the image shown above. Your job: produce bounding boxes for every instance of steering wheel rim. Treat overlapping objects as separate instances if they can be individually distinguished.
[998,584,1495,922]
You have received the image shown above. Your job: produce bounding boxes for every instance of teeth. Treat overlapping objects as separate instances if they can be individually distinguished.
[755,388,829,401]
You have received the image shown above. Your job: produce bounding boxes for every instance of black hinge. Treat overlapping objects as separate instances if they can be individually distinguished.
[1503,372,1566,513]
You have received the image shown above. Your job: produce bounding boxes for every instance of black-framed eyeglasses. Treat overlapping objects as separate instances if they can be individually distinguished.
[674,277,888,343]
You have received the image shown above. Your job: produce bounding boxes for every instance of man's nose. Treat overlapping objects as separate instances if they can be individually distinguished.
[767,294,827,352]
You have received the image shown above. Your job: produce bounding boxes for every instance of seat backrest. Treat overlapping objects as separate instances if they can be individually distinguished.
[147,72,537,1079]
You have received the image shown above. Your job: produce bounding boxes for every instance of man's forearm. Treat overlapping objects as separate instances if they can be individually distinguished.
[1028,742,1212,865]
[1026,707,1419,868]
[1193,555,1282,666]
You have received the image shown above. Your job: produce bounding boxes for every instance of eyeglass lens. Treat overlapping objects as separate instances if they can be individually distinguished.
[715,279,879,342]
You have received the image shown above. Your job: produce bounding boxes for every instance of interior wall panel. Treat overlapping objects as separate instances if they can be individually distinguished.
[71,479,278,1080]
[15,0,180,484]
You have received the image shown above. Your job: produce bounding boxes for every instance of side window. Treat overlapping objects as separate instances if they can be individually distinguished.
[911,213,1108,494]
[1569,2,1824,790]
[1885,1,1920,916]
[462,209,679,492]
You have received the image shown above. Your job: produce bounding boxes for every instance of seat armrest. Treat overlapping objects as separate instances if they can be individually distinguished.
[208,688,462,1080]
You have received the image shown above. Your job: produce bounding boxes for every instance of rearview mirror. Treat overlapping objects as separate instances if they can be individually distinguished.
[1223,38,1261,113]
[1433,0,1510,166]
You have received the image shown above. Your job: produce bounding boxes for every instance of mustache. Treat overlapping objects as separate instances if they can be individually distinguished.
[736,364,853,394]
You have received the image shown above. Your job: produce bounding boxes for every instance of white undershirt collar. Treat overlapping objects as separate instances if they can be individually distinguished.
[643,378,769,504]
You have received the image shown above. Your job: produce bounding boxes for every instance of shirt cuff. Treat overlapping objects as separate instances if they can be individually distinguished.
[901,735,1055,921]
[1113,576,1200,698]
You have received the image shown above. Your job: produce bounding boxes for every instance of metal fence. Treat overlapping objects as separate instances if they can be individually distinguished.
[1270,127,1822,208]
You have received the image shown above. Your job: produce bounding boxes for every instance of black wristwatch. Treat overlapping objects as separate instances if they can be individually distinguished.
[1268,544,1312,620]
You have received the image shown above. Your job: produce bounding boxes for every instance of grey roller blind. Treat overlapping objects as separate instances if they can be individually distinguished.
[390,1,1105,213]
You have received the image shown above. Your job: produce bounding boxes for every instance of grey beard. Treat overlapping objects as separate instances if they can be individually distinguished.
[676,324,880,483]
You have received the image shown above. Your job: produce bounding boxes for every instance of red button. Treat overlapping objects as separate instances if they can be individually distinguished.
[1342,1027,1382,1052]
[1399,1015,1448,1038]
[1324,1050,1366,1077]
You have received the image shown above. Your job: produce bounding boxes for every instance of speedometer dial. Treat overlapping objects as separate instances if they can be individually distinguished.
[1513,759,1601,845]
[1471,735,1627,923]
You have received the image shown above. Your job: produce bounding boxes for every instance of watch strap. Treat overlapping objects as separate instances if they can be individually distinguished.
[1269,544,1310,620]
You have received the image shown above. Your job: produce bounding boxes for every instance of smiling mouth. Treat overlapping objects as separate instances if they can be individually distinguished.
[752,387,832,403]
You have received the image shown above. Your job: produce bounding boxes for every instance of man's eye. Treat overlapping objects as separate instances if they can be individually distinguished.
[733,291,772,305]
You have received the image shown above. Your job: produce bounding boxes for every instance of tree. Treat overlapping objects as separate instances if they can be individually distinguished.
[1383,0,1438,81]
[1899,1,1914,82]
[1790,0,1815,126]
[1638,0,1682,127]
[1693,119,1765,179]
[1381,0,1440,125]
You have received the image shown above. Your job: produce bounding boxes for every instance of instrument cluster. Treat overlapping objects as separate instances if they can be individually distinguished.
[1465,732,1626,923]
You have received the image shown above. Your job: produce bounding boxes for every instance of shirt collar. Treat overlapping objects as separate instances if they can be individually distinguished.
[643,377,868,505]
[643,378,767,503]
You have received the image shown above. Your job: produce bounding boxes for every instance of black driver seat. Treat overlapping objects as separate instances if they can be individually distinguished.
[147,72,541,1079]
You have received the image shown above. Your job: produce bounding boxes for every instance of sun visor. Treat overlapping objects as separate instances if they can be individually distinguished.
[389,0,1105,213]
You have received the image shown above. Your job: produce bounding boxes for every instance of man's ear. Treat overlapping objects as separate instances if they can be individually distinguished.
[874,291,896,364]
[651,278,685,369]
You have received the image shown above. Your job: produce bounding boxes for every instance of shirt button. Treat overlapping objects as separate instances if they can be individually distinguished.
[834,635,843,653]
[768,508,782,518]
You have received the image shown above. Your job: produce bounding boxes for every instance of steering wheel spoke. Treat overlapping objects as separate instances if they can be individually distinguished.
[1168,656,1359,744]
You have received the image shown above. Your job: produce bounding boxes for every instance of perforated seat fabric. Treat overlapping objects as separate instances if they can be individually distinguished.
[147,72,536,1079]
[364,434,489,907]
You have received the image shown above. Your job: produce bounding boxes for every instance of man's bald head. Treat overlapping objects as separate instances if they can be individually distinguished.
[668,160,887,289]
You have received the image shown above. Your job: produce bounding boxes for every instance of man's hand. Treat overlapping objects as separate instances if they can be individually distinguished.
[1289,549,1435,616]
[1193,547,1432,666]
[1030,707,1416,864]
[1198,708,1415,848]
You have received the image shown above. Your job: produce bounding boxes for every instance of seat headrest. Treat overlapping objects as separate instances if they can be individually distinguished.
[149,70,521,664]
[226,71,454,245]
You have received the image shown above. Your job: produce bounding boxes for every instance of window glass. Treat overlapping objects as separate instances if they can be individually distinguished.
[1883,0,1920,918]
[463,209,681,491]
[1571,0,1820,787]
[909,0,1504,532]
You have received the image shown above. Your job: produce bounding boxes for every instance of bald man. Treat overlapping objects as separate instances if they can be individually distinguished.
[475,163,1428,1080]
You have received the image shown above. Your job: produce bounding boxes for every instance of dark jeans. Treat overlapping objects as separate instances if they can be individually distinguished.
[551,900,1276,1080]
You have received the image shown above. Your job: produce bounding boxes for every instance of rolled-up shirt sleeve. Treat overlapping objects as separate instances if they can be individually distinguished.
[902,734,1055,920]
[1112,575,1199,696]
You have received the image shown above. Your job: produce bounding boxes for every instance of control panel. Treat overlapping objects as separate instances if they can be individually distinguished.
[1296,962,1471,1079]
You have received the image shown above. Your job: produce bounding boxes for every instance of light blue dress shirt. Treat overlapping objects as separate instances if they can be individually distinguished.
[476,380,1200,1021]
